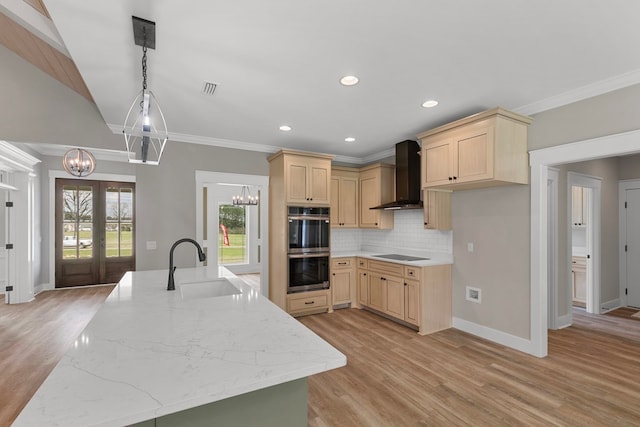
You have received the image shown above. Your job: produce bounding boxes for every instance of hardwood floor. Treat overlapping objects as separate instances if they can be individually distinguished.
[237,273,261,291]
[3,287,640,426]
[0,285,114,426]
[300,308,640,427]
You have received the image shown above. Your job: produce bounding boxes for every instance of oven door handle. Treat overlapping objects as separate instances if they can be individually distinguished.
[287,216,330,221]
[287,252,331,259]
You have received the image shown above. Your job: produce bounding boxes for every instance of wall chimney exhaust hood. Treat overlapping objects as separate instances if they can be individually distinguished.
[371,140,423,210]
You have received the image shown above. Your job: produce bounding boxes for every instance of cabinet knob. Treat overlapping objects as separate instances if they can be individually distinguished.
[448,177,453,181]
[375,222,378,226]
[453,176,457,180]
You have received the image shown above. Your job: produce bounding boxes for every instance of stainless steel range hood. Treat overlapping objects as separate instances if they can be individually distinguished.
[371,140,423,210]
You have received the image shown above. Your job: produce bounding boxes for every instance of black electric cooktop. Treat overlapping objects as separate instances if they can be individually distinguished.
[373,254,430,262]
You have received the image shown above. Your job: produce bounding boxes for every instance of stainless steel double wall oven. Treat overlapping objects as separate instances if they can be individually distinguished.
[287,206,330,293]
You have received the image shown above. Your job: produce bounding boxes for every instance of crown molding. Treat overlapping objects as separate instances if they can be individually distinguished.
[23,142,129,163]
[513,68,640,116]
[0,140,41,172]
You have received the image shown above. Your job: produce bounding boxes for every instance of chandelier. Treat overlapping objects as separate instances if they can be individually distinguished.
[123,16,168,165]
[232,186,258,206]
[62,148,96,177]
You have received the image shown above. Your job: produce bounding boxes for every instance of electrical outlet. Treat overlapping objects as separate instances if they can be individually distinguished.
[146,241,157,250]
[467,242,474,253]
[466,286,481,303]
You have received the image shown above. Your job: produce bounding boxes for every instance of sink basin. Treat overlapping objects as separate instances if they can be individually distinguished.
[179,278,241,300]
[373,254,430,262]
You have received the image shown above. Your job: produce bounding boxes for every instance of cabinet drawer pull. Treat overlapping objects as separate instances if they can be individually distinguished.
[338,262,347,265]
[305,301,315,305]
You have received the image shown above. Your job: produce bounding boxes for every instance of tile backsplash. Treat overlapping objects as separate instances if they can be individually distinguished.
[331,210,452,253]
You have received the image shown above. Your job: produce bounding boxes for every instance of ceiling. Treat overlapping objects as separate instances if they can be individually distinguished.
[14,1,640,162]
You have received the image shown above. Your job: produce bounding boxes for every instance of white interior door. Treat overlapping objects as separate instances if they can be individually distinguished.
[625,188,640,308]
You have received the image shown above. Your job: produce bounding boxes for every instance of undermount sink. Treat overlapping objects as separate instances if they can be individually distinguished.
[373,254,430,262]
[179,278,241,300]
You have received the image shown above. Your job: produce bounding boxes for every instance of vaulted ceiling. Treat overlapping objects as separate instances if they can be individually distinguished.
[3,1,640,162]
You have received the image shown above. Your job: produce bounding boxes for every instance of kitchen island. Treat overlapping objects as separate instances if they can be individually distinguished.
[14,267,346,426]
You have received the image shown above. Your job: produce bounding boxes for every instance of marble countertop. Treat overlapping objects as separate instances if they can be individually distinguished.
[14,267,346,427]
[331,250,453,267]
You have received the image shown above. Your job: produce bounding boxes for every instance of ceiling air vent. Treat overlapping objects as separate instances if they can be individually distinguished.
[201,81,218,96]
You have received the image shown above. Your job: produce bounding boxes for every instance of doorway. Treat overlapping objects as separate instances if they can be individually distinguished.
[55,179,135,287]
[567,172,601,315]
[620,180,640,308]
[196,171,269,296]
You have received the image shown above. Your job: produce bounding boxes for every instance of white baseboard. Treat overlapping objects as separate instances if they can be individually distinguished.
[555,313,572,329]
[600,298,622,313]
[452,317,539,357]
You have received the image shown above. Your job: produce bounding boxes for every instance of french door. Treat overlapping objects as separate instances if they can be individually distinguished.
[55,179,135,287]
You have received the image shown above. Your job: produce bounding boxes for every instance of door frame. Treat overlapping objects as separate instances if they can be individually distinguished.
[547,168,559,329]
[619,179,640,307]
[195,171,269,297]
[47,171,135,290]
[567,172,601,315]
[529,128,640,358]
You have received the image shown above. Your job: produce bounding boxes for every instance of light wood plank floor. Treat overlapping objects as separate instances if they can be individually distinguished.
[2,287,639,426]
[0,285,114,426]
[300,308,640,427]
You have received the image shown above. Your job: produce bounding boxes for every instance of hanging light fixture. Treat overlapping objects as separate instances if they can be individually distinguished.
[123,16,168,165]
[62,148,96,177]
[232,185,259,206]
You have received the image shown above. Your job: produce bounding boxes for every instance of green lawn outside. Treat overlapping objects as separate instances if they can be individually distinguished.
[219,233,247,264]
[63,230,132,259]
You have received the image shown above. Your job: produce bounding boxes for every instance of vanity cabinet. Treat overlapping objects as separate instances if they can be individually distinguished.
[330,167,359,228]
[572,256,587,305]
[356,258,452,334]
[423,189,452,230]
[280,152,332,205]
[571,187,588,226]
[418,107,532,191]
[331,257,356,307]
[359,163,394,229]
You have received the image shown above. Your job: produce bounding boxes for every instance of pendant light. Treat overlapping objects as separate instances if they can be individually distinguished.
[232,186,259,206]
[122,16,168,165]
[62,148,96,177]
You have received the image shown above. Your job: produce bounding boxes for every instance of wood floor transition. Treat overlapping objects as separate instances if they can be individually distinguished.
[2,287,639,426]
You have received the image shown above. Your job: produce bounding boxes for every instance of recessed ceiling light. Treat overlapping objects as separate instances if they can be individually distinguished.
[422,99,439,108]
[279,125,292,132]
[345,137,356,142]
[340,75,359,86]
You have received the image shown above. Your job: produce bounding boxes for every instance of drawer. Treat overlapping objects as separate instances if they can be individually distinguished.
[368,260,404,277]
[357,258,368,269]
[332,257,353,269]
[405,266,420,279]
[288,293,328,312]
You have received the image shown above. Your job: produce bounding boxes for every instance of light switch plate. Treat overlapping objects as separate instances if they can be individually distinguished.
[467,242,474,253]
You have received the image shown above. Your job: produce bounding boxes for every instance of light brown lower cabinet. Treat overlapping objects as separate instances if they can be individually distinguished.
[331,257,356,307]
[286,289,332,317]
[356,257,451,335]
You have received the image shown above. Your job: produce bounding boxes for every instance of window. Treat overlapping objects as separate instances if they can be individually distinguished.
[218,204,247,265]
[105,187,133,257]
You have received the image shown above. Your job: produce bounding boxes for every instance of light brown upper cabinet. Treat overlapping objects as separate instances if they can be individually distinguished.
[418,107,532,191]
[330,167,359,228]
[359,163,394,229]
[269,150,333,206]
[423,190,452,230]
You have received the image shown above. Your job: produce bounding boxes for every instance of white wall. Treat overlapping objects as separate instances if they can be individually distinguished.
[331,209,452,254]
